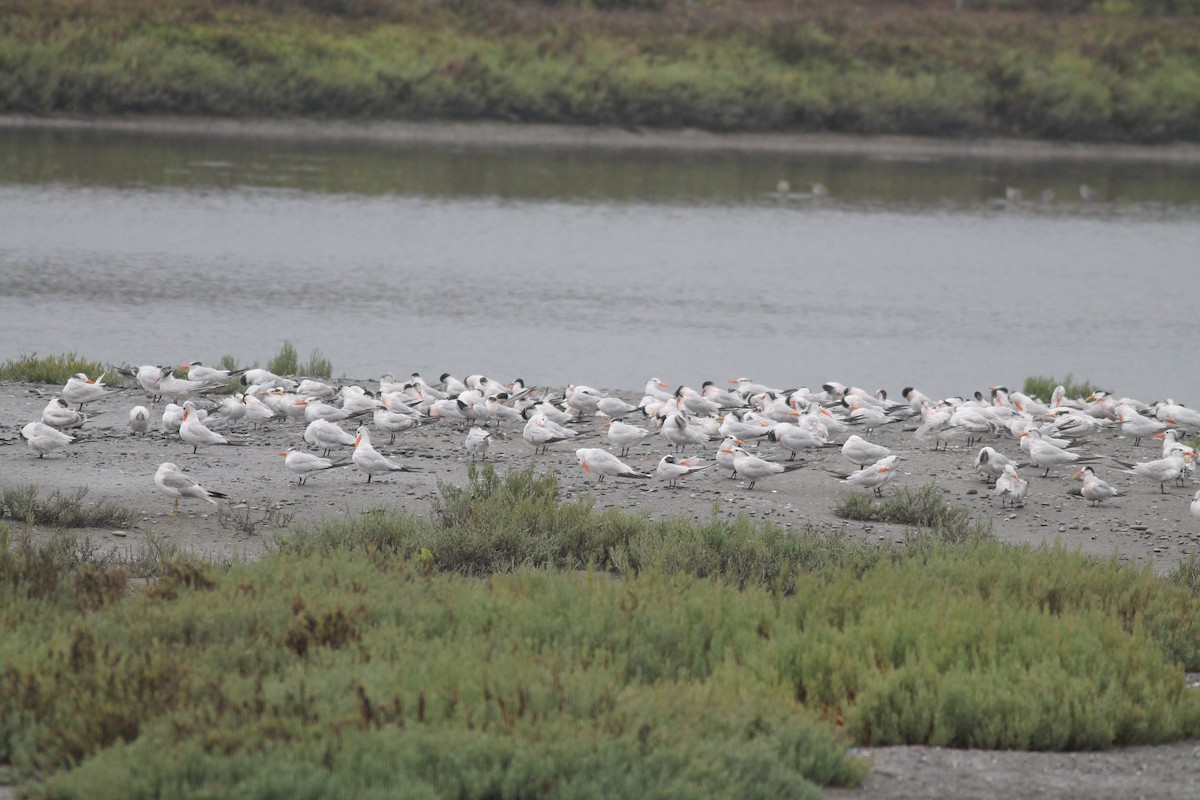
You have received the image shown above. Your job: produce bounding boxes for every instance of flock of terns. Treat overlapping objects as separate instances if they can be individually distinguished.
[13,364,1200,522]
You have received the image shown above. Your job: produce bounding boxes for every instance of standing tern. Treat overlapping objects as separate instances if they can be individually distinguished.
[721,445,803,490]
[655,455,713,488]
[605,420,655,457]
[574,448,650,482]
[352,425,416,483]
[837,455,901,497]
[1073,466,1119,507]
[62,372,121,409]
[465,426,491,461]
[279,447,344,485]
[129,405,151,436]
[21,421,74,458]
[841,434,892,469]
[994,464,1028,509]
[180,401,240,454]
[155,462,228,515]
[304,419,358,456]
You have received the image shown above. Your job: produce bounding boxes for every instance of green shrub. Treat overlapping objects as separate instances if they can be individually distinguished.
[0,352,108,385]
[1023,373,1100,402]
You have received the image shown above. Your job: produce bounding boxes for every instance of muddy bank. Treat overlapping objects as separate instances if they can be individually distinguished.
[5,115,1200,164]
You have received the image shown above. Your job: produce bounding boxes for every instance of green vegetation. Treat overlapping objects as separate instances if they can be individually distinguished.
[0,486,139,529]
[0,352,108,385]
[3,469,1200,797]
[1023,373,1101,401]
[2,1,1199,142]
[265,340,334,378]
[833,484,991,543]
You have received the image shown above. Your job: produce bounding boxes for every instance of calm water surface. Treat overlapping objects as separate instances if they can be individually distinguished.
[2,127,1199,402]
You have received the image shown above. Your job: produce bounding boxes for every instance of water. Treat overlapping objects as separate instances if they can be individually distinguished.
[2,126,1199,402]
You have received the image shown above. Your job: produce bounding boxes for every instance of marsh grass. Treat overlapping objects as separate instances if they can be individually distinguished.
[0,352,108,385]
[833,484,991,543]
[264,340,333,378]
[2,1,1200,142]
[0,486,139,529]
[3,472,1200,795]
[1023,373,1100,402]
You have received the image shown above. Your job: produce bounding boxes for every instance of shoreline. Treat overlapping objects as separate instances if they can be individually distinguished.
[4,114,1200,164]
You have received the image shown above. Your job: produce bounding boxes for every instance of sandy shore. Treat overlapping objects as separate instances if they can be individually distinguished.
[5,114,1200,164]
[2,378,1197,572]
[2,376,1199,799]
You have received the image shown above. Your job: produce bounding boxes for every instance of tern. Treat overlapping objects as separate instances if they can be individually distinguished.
[41,397,92,430]
[842,434,893,469]
[721,445,803,490]
[838,455,901,497]
[155,462,228,515]
[304,418,358,456]
[352,425,416,483]
[662,413,711,452]
[1073,466,1118,507]
[465,426,491,461]
[180,401,239,454]
[129,405,151,436]
[605,420,655,457]
[21,421,74,458]
[1191,490,1200,520]
[974,446,1018,484]
[62,372,121,409]
[279,447,344,485]
[1115,452,1195,493]
[574,448,650,482]
[656,455,713,488]
[994,464,1028,509]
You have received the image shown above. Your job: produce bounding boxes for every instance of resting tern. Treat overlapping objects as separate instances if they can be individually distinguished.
[62,372,120,409]
[716,436,744,478]
[700,381,747,410]
[41,397,92,430]
[662,413,711,452]
[1153,401,1200,430]
[994,464,1028,509]
[522,412,576,455]
[721,445,803,490]
[180,401,239,454]
[839,454,900,497]
[297,379,338,400]
[1117,404,1165,446]
[373,407,420,444]
[182,361,246,385]
[465,426,491,461]
[21,421,74,458]
[278,447,343,485]
[606,420,655,457]
[574,448,650,482]
[1116,451,1195,494]
[974,446,1018,484]
[596,396,638,419]
[768,423,831,460]
[129,405,150,436]
[352,425,415,483]
[118,365,172,400]
[656,455,712,488]
[155,462,228,515]
[841,434,893,469]
[161,403,185,435]
[241,369,297,391]
[1073,466,1118,507]
[304,418,358,456]
[1019,429,1092,477]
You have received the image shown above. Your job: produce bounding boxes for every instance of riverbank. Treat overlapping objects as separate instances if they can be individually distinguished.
[7,114,1200,163]
[3,1,1199,144]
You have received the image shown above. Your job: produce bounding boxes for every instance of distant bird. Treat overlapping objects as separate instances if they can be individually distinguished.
[575,448,650,482]
[154,462,227,515]
[1191,490,1200,521]
[721,445,803,490]
[522,412,576,455]
[1079,183,1097,201]
[373,408,420,444]
[21,421,74,458]
[352,425,415,483]
[1073,466,1118,507]
[596,396,638,419]
[278,447,342,485]
[161,402,185,435]
[129,405,151,436]
[655,455,712,488]
[994,464,1028,509]
[465,426,491,461]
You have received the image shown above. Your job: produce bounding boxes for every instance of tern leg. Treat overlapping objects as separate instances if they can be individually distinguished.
[171,498,180,516]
